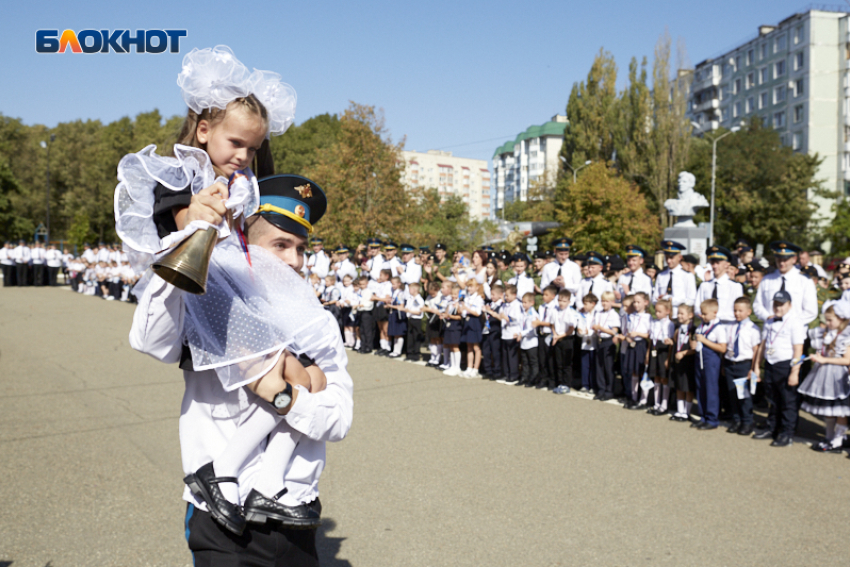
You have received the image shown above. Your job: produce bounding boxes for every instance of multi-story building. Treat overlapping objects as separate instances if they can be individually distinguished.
[688,7,849,223]
[399,150,492,220]
[492,115,568,217]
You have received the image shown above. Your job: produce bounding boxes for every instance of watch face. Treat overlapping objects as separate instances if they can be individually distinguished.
[274,392,292,409]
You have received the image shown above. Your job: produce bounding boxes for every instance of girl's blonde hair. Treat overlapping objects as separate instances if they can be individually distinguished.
[824,305,849,355]
[174,94,275,177]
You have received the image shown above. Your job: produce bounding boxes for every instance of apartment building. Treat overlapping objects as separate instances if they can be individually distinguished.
[689,8,850,222]
[399,150,492,220]
[492,115,568,216]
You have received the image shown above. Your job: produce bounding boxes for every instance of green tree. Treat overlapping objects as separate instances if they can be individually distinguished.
[306,103,409,245]
[822,197,850,258]
[0,159,33,241]
[686,119,822,247]
[67,210,95,248]
[408,188,499,250]
[614,56,652,190]
[553,163,660,253]
[560,49,619,174]
[270,113,341,176]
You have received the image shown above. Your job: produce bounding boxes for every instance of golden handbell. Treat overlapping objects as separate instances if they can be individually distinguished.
[152,227,218,295]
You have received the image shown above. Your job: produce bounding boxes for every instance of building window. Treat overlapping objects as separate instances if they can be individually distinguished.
[746,72,755,89]
[794,26,802,45]
[746,97,754,113]
[794,104,804,123]
[760,91,769,109]
[795,78,804,97]
[759,67,768,84]
[747,49,754,65]
[792,131,803,151]
[762,115,769,127]
[774,85,786,103]
[760,43,767,60]
[775,35,787,52]
[733,101,741,117]
[723,63,732,77]
[734,78,742,94]
[735,56,741,71]
[717,108,724,121]
[794,51,804,70]
[773,111,786,128]
[775,60,786,77]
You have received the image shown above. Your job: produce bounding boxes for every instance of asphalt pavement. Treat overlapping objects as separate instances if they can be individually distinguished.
[1,287,848,566]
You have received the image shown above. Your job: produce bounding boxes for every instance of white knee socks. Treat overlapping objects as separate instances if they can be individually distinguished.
[212,403,281,504]
[429,344,440,364]
[254,420,302,506]
[393,337,404,355]
[380,339,390,351]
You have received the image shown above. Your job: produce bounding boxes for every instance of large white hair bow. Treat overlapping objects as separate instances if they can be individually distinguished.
[177,45,296,136]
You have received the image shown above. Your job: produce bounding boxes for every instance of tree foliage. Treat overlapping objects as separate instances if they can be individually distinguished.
[554,163,661,253]
[686,119,822,248]
[560,49,619,172]
[822,197,850,258]
[270,113,341,176]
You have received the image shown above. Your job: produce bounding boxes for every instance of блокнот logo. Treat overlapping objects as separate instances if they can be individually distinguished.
[36,30,187,53]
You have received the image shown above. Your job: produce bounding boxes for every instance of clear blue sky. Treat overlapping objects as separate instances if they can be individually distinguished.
[0,0,823,163]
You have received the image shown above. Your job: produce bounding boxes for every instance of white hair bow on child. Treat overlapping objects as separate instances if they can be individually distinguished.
[177,45,297,137]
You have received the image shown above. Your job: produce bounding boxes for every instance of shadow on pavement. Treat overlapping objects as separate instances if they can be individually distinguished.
[316,518,351,567]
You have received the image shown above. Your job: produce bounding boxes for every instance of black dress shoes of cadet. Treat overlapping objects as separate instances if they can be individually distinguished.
[243,488,321,529]
[184,462,247,536]
[752,429,774,440]
[770,434,794,447]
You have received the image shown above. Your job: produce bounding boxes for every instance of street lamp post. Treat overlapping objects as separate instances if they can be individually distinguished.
[708,130,737,247]
[40,134,56,244]
[691,122,739,247]
[562,159,592,184]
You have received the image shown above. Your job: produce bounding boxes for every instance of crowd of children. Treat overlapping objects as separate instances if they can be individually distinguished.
[1,241,139,301]
[306,236,850,454]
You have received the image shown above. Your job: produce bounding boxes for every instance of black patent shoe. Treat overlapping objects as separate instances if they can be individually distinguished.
[770,434,793,447]
[184,462,246,536]
[726,422,742,434]
[244,488,321,529]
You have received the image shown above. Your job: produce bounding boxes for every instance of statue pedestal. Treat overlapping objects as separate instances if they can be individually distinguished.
[664,225,709,264]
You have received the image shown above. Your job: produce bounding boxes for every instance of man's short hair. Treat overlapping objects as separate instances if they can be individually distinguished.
[583,293,598,305]
[543,285,559,296]
[522,292,535,302]
[505,284,518,295]
[558,289,572,300]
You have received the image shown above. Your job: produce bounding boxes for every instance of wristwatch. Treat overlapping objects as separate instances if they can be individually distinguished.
[272,382,293,410]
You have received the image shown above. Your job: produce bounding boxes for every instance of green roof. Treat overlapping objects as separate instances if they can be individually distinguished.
[493,119,567,157]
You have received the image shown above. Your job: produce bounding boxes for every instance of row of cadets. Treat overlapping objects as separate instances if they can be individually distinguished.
[653,240,697,317]
[305,236,330,278]
[540,237,582,306]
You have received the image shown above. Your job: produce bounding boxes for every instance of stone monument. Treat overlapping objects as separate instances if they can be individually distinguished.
[663,171,709,264]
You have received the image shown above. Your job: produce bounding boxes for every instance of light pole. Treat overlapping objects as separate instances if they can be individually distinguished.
[691,122,739,246]
[562,159,592,184]
[40,134,56,244]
